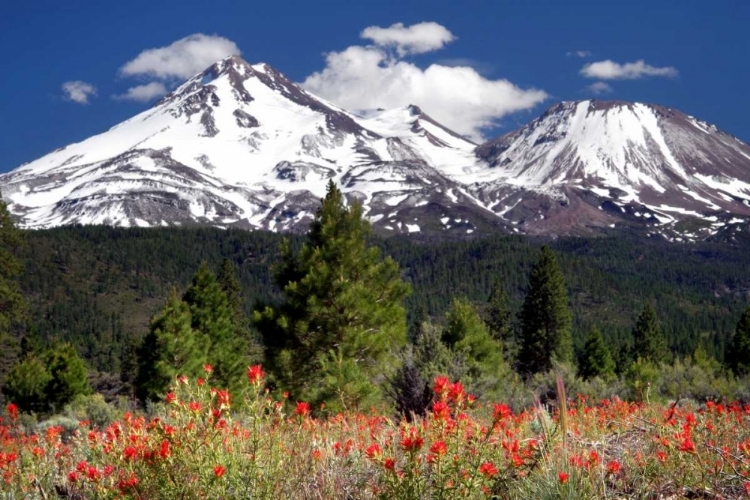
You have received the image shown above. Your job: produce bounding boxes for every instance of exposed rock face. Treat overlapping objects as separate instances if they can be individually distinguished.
[2,57,749,241]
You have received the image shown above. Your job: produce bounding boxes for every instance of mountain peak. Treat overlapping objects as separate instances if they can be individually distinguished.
[2,61,749,241]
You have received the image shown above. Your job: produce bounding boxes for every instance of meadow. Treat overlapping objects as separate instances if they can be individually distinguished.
[2,366,749,499]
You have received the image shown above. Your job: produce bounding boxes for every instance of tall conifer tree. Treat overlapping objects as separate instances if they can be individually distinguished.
[486,279,512,342]
[135,290,207,403]
[184,263,250,394]
[218,258,262,364]
[0,197,26,392]
[254,181,410,412]
[518,246,573,375]
[632,303,669,363]
[727,306,750,375]
[579,326,615,380]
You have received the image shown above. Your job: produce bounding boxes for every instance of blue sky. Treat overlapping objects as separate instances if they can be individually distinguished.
[1,0,748,172]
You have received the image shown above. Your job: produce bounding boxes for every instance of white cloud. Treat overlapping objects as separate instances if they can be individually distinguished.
[567,50,592,58]
[61,81,97,104]
[120,34,241,80]
[586,82,613,95]
[113,82,168,102]
[301,24,547,141]
[361,22,455,56]
[580,59,678,80]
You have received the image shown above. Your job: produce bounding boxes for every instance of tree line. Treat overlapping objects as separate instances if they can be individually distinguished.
[2,183,750,416]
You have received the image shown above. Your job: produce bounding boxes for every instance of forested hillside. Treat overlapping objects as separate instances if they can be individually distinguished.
[16,224,750,377]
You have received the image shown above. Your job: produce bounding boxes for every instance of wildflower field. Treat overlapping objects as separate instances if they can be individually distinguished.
[2,366,750,499]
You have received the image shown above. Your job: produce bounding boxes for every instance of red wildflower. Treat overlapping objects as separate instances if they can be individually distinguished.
[158,440,171,459]
[365,443,382,460]
[165,392,176,404]
[430,440,448,457]
[434,375,450,397]
[432,401,451,421]
[188,401,202,412]
[479,461,498,478]
[606,460,621,474]
[493,403,512,422]
[6,403,18,420]
[214,465,226,478]
[68,471,79,484]
[384,457,396,470]
[215,389,231,407]
[588,450,600,467]
[679,437,696,453]
[656,450,668,463]
[295,402,310,417]
[558,472,569,484]
[87,466,101,481]
[448,382,465,403]
[117,474,139,492]
[123,446,138,461]
[197,378,205,387]
[401,432,424,452]
[203,364,213,374]
[247,364,265,384]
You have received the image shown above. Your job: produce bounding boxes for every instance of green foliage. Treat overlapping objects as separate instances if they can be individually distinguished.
[2,343,89,414]
[632,303,669,364]
[43,343,91,411]
[726,306,750,376]
[135,290,208,403]
[518,246,573,375]
[218,257,263,365]
[578,327,615,380]
[254,181,410,411]
[624,358,661,402]
[443,298,509,399]
[183,262,251,394]
[1,356,53,413]
[486,279,512,342]
[0,197,26,395]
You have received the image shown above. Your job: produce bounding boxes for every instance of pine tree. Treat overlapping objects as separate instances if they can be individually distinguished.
[0,197,26,392]
[184,263,250,394]
[632,303,669,364]
[1,356,52,413]
[518,246,573,375]
[579,327,615,380]
[727,307,750,376]
[42,343,91,412]
[3,344,90,414]
[486,279,511,342]
[218,258,262,364]
[443,298,509,398]
[135,291,207,403]
[254,181,410,412]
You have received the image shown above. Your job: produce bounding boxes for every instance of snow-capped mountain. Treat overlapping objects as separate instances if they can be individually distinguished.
[473,100,750,239]
[2,56,750,240]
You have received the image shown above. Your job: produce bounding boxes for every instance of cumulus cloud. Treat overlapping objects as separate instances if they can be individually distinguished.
[586,82,613,95]
[120,34,241,80]
[61,81,97,104]
[113,82,168,102]
[567,50,592,58]
[580,59,678,80]
[301,23,547,141]
[361,22,455,56]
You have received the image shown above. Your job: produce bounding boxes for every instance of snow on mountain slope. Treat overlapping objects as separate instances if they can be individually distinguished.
[2,59,750,241]
[473,100,750,238]
[1,56,483,233]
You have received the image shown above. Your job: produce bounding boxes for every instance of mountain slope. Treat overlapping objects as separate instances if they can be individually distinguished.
[472,100,750,239]
[2,57,750,240]
[1,56,492,234]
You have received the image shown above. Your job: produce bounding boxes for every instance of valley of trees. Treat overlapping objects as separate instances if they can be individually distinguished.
[2,181,750,417]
